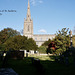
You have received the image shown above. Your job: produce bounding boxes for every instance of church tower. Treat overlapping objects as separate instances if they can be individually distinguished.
[23,0,33,38]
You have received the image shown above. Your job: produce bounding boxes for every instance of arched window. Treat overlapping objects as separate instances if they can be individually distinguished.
[46,38,48,41]
[35,38,37,41]
[40,38,42,41]
[28,25,29,31]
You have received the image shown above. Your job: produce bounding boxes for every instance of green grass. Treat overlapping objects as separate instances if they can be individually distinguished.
[0,58,37,75]
[29,54,54,61]
[0,54,75,75]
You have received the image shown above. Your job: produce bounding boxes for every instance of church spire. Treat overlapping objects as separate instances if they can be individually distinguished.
[27,0,31,21]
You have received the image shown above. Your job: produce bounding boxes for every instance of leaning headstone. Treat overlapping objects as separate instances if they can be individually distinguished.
[26,52,28,57]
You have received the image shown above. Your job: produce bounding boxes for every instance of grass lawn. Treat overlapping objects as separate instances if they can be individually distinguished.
[0,54,75,75]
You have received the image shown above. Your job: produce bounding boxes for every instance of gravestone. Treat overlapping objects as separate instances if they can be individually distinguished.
[0,68,18,75]
[10,50,24,59]
[26,52,28,57]
[30,50,34,54]
[24,50,27,57]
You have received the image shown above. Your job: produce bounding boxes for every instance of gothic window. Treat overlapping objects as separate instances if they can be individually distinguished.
[40,38,42,41]
[28,25,29,31]
[35,38,37,41]
[36,42,38,45]
[46,38,48,41]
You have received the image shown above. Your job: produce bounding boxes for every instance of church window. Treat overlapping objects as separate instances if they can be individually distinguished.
[40,38,42,41]
[36,42,38,45]
[28,25,29,31]
[35,38,37,41]
[46,38,48,41]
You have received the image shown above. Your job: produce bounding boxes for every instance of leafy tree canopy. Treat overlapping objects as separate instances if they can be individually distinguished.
[0,28,20,44]
[37,46,46,54]
[42,39,51,47]
[26,38,38,50]
[72,35,75,47]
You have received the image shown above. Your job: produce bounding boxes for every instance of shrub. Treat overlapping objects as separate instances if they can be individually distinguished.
[37,46,46,54]
[55,49,63,55]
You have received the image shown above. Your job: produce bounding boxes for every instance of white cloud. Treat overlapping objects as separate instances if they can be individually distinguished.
[38,0,43,3]
[30,0,36,6]
[38,29,47,33]
[30,0,43,6]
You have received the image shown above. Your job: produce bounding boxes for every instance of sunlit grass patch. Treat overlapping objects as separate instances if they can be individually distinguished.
[28,54,55,61]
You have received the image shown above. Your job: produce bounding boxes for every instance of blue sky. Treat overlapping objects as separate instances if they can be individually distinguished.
[0,0,75,34]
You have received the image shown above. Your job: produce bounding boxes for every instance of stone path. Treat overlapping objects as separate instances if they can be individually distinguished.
[0,68,18,75]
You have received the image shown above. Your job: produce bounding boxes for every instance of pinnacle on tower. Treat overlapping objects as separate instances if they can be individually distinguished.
[27,0,31,21]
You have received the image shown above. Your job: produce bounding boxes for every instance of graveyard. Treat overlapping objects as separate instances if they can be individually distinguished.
[0,28,75,75]
[0,49,75,75]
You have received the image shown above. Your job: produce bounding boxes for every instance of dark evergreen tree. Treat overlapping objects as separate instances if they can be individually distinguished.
[54,28,70,55]
[4,35,38,51]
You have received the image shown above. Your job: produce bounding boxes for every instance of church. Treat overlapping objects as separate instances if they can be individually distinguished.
[23,0,55,47]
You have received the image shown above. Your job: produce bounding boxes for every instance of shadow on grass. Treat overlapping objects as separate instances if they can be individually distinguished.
[47,56,75,75]
[0,56,75,75]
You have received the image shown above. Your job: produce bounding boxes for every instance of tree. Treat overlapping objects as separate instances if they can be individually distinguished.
[37,46,46,54]
[26,38,38,50]
[72,35,75,47]
[4,35,26,50]
[0,44,5,51]
[54,28,70,55]
[47,41,56,54]
[42,39,51,47]
[0,28,20,44]
[4,35,38,51]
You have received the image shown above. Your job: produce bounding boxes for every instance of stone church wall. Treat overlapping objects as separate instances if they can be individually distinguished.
[33,34,55,47]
